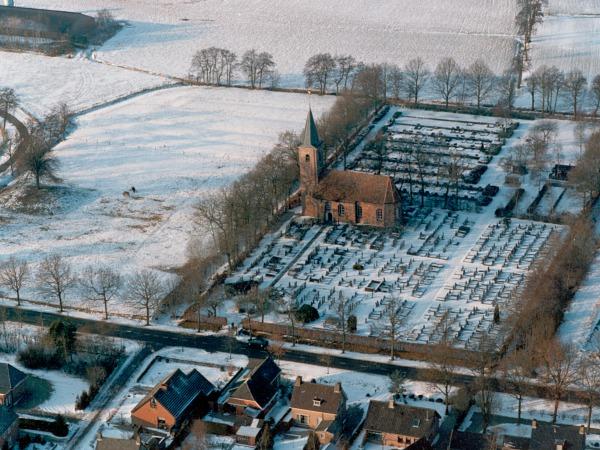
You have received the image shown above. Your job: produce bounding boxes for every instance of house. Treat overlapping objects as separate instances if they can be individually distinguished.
[0,406,18,449]
[362,400,440,449]
[290,377,345,444]
[530,420,585,450]
[131,369,215,433]
[226,357,281,417]
[235,418,264,447]
[0,363,27,407]
[298,109,400,228]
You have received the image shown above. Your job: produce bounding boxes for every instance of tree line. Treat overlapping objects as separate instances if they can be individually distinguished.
[0,254,167,325]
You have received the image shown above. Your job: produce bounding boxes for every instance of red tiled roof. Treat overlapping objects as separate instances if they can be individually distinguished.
[313,170,399,205]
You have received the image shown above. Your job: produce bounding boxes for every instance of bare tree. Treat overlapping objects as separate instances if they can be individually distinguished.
[466,60,495,109]
[411,139,430,208]
[387,64,403,100]
[126,270,165,326]
[80,265,122,320]
[563,70,587,117]
[16,121,61,189]
[279,296,297,346]
[256,52,276,88]
[501,350,532,424]
[432,58,462,108]
[526,71,540,110]
[389,369,407,401]
[515,0,545,64]
[569,131,600,205]
[428,312,455,414]
[37,254,76,312]
[541,341,579,423]
[333,292,352,353]
[383,297,405,360]
[0,257,28,306]
[497,70,517,110]
[304,53,336,95]
[0,88,18,131]
[403,58,429,104]
[578,353,600,431]
[240,49,275,89]
[591,74,600,116]
[333,55,357,93]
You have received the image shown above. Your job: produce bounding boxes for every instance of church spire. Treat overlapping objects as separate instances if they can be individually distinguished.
[301,108,321,148]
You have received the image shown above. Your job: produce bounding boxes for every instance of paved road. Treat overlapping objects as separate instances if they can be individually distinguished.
[0,305,592,407]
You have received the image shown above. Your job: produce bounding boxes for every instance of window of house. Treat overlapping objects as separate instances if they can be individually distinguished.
[376,209,383,221]
[338,204,345,216]
[324,202,331,212]
[298,414,308,425]
[355,202,363,219]
[157,418,166,429]
[305,154,310,162]
[412,418,421,428]
[150,398,156,408]
[313,398,322,407]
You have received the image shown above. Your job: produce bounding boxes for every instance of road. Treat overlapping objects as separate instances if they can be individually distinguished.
[1,304,593,407]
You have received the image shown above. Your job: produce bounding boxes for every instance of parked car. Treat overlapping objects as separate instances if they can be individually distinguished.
[248,336,269,350]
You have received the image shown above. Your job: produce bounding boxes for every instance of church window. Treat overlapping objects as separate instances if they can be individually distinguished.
[338,204,345,216]
[305,154,310,162]
[376,209,383,221]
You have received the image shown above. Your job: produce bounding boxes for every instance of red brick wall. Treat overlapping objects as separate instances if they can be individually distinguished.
[304,197,394,228]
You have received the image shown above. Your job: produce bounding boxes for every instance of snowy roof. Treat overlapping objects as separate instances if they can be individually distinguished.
[236,425,262,438]
[291,379,344,415]
[363,400,439,438]
[132,368,215,423]
[314,170,400,205]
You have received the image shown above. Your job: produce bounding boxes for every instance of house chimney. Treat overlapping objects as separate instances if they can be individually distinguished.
[295,376,302,387]
[160,382,168,391]
[96,432,103,441]
[579,424,586,435]
[531,418,537,429]
[388,399,395,409]
[334,382,341,393]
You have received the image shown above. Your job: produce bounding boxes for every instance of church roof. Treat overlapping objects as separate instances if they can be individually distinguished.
[313,170,400,205]
[301,108,321,148]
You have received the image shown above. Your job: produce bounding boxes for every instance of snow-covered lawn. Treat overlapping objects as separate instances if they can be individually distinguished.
[0,50,168,118]
[19,0,518,83]
[0,85,332,317]
[530,0,600,82]
[0,354,89,417]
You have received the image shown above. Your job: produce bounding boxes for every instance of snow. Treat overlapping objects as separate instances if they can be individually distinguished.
[0,50,169,118]
[0,353,89,417]
[0,86,332,318]
[19,0,518,83]
[530,0,600,83]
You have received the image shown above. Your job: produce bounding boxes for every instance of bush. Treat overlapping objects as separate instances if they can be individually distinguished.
[19,415,68,437]
[352,263,364,271]
[294,305,319,324]
[75,390,90,410]
[347,315,357,332]
[17,345,62,370]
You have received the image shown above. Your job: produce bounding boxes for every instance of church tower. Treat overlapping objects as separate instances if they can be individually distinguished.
[298,108,323,194]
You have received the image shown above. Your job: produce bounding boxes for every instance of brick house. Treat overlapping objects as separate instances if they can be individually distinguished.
[298,109,400,228]
[225,357,281,417]
[290,377,345,444]
[530,420,585,450]
[0,363,27,407]
[362,400,440,449]
[131,369,215,433]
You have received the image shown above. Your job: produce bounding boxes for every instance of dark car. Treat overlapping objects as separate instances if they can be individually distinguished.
[248,336,269,350]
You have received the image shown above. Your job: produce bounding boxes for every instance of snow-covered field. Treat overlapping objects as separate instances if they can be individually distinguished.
[0,50,168,118]
[530,0,600,82]
[0,86,332,317]
[19,0,518,83]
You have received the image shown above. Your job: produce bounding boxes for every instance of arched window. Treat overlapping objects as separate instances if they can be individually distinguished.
[338,204,345,217]
[324,202,331,212]
[305,154,310,162]
[376,208,383,221]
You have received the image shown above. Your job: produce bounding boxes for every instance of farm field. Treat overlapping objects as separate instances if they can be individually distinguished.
[0,86,333,317]
[530,0,600,82]
[19,0,519,84]
[0,50,168,118]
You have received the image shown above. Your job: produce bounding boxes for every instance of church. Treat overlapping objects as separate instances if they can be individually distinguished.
[298,109,400,228]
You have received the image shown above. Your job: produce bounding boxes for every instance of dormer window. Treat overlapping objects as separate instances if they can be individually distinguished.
[412,418,420,428]
[313,398,322,407]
